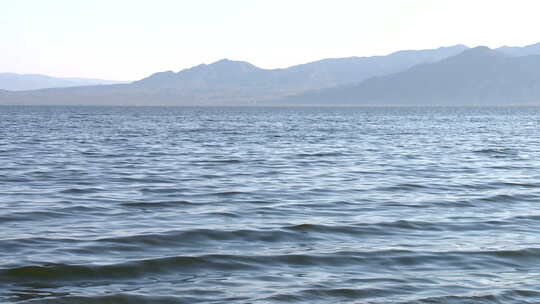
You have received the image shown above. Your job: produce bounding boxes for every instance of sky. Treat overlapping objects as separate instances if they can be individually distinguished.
[2,0,540,80]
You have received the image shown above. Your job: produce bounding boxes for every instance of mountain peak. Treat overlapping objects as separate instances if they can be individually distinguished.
[213,58,233,64]
[497,41,540,56]
[209,58,259,68]
[438,44,468,50]
[449,46,507,61]
[462,46,503,55]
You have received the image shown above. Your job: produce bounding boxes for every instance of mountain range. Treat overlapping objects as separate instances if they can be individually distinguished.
[285,46,540,106]
[2,42,540,106]
[133,45,468,92]
[0,73,125,91]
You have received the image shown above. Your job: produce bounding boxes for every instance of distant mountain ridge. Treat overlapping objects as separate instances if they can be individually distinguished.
[0,44,473,105]
[133,42,540,94]
[0,73,126,91]
[285,46,540,105]
[134,59,269,89]
[133,45,469,94]
[496,42,540,57]
[2,41,540,106]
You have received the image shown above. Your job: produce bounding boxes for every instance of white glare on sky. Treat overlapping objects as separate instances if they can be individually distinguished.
[1,0,539,80]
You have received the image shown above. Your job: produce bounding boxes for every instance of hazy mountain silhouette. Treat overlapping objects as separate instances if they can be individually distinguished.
[0,73,126,91]
[133,45,468,93]
[2,42,540,106]
[285,47,540,105]
[497,42,540,57]
[134,59,269,89]
[0,45,470,105]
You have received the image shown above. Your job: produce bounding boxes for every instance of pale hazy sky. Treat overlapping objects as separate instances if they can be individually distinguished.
[2,0,540,80]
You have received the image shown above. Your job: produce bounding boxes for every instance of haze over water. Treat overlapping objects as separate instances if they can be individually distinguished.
[1,106,540,303]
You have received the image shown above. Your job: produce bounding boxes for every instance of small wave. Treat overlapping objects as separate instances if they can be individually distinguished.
[473,148,518,157]
[0,255,259,282]
[139,187,187,194]
[284,220,444,235]
[195,159,243,164]
[295,152,346,157]
[285,223,395,236]
[204,211,240,217]
[300,287,389,298]
[121,200,195,208]
[398,289,540,304]
[2,248,540,284]
[376,183,429,191]
[60,187,103,194]
[478,247,540,259]
[21,294,189,304]
[0,211,71,223]
[266,287,390,302]
[478,193,538,203]
[95,228,301,246]
[113,177,173,184]
[489,181,540,189]
[209,191,247,196]
[512,214,540,221]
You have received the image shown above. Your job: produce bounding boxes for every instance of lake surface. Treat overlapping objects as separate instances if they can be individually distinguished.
[1,106,540,303]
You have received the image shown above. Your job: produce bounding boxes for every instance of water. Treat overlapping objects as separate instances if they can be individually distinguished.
[1,106,540,304]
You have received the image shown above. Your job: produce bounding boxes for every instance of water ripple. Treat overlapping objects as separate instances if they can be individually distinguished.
[1,106,540,303]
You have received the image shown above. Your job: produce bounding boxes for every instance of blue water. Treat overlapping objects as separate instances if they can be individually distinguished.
[1,106,540,303]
